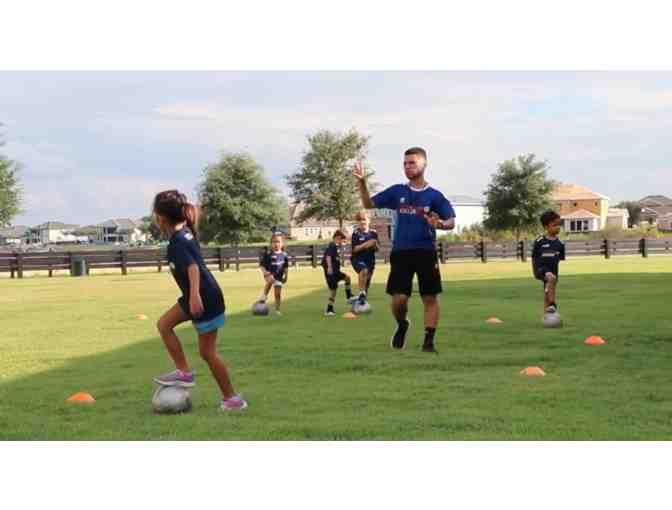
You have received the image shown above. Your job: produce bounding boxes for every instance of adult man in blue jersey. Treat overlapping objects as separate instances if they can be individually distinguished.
[353,147,455,353]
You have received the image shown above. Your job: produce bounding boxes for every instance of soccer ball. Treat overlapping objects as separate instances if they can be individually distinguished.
[352,301,372,315]
[543,312,563,328]
[252,301,270,316]
[152,385,192,414]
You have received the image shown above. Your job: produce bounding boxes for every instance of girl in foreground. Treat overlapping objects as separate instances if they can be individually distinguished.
[152,190,247,411]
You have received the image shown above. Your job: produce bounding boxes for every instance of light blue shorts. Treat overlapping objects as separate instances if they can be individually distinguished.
[193,313,226,334]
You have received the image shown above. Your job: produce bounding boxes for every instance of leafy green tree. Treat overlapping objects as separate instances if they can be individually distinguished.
[286,129,373,229]
[198,152,287,245]
[615,201,641,228]
[483,154,555,240]
[0,129,23,227]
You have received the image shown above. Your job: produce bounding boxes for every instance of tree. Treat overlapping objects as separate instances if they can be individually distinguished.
[197,152,287,245]
[615,201,642,228]
[139,215,162,241]
[0,130,23,227]
[286,129,373,229]
[483,154,556,240]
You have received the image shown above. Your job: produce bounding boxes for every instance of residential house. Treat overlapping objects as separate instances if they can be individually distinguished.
[638,195,672,226]
[25,221,80,244]
[446,195,486,233]
[287,203,355,241]
[657,212,672,231]
[95,219,147,244]
[551,184,610,233]
[0,225,28,245]
[606,208,630,229]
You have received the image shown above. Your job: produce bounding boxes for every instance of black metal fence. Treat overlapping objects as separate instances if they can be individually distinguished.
[1,238,671,278]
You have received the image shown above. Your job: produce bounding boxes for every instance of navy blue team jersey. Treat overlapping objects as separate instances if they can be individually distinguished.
[372,184,456,251]
[321,242,341,273]
[260,249,289,280]
[351,228,378,267]
[531,236,566,277]
[167,227,225,321]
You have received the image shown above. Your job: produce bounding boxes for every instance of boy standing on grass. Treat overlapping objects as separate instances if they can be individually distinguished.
[256,232,289,315]
[350,211,379,306]
[322,230,355,316]
[532,210,565,314]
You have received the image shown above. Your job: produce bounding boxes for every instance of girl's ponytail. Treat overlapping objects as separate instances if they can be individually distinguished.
[183,202,200,241]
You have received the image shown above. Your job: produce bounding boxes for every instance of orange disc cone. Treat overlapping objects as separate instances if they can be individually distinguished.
[67,392,96,403]
[342,312,358,320]
[137,314,148,320]
[520,366,546,377]
[585,336,606,345]
[486,317,503,324]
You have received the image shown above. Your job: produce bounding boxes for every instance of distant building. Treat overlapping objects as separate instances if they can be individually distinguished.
[95,219,147,244]
[25,221,80,244]
[445,195,485,233]
[551,184,610,232]
[606,208,630,229]
[287,203,354,241]
[0,226,28,245]
[638,195,672,226]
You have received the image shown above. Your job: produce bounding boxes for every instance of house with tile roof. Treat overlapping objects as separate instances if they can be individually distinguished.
[551,184,610,233]
[95,219,147,243]
[25,221,81,244]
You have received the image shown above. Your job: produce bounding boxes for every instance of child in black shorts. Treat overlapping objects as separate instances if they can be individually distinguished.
[532,210,565,314]
[322,230,354,316]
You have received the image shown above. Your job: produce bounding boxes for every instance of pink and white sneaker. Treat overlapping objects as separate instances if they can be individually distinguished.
[220,394,248,411]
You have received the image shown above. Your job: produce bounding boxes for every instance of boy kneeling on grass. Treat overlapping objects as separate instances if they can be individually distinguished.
[532,210,565,315]
[322,230,355,316]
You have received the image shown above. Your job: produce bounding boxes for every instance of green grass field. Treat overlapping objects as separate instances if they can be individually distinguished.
[1,256,672,440]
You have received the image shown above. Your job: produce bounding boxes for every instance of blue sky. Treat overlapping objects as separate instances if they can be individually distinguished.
[2,71,672,227]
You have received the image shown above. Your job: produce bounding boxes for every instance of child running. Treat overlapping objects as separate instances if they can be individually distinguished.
[152,189,247,411]
[350,211,379,306]
[322,230,355,316]
[256,232,289,315]
[532,210,566,315]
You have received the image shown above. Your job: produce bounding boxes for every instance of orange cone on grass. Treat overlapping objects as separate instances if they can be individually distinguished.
[486,317,503,324]
[520,367,546,377]
[585,336,606,345]
[66,392,96,403]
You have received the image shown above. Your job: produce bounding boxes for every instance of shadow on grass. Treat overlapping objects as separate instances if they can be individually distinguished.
[2,272,672,440]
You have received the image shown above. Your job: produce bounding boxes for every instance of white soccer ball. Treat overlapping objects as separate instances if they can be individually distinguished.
[352,301,372,315]
[543,312,563,329]
[152,385,192,414]
[252,301,270,316]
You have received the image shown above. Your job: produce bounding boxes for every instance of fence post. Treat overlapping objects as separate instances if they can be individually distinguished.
[157,251,162,272]
[641,238,648,258]
[604,239,611,259]
[520,240,528,262]
[121,250,128,275]
[235,247,240,271]
[218,247,225,272]
[16,252,24,278]
[438,241,446,264]
[311,244,317,268]
[480,240,488,263]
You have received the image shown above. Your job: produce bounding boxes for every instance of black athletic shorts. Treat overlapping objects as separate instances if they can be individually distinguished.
[386,249,442,297]
[534,266,559,286]
[324,270,348,290]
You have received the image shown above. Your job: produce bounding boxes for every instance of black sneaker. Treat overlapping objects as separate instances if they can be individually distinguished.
[422,342,439,354]
[390,319,410,350]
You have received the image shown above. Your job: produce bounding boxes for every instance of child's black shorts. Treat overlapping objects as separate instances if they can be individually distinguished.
[324,270,348,290]
[534,266,559,286]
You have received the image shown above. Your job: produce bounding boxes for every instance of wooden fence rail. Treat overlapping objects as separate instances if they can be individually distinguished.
[1,238,672,278]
